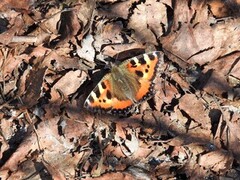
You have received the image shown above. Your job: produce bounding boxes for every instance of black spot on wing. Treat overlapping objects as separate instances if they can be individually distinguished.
[135,70,144,77]
[130,59,137,67]
[138,57,146,65]
[89,95,94,103]
[101,81,106,89]
[106,90,112,99]
[95,88,101,98]
[148,54,155,61]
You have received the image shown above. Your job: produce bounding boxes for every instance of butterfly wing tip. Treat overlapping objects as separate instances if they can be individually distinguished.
[83,101,88,108]
[154,51,162,56]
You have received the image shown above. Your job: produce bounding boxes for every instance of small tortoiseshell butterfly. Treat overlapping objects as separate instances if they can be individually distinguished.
[84,51,164,115]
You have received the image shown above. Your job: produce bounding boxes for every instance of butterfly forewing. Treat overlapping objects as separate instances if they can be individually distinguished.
[84,51,164,115]
[124,51,161,101]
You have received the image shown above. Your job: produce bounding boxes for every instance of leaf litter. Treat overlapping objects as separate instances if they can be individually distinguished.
[0,0,240,179]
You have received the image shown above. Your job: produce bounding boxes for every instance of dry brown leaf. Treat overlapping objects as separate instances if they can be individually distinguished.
[202,70,232,97]
[162,1,240,65]
[0,14,24,45]
[55,9,81,46]
[0,130,9,159]
[178,94,211,129]
[0,0,34,11]
[84,171,136,180]
[42,51,84,71]
[98,0,137,19]
[76,0,96,32]
[21,67,47,108]
[155,79,179,111]
[51,70,87,101]
[208,0,240,18]
[93,20,126,58]
[4,159,45,180]
[0,115,91,178]
[128,0,166,45]
[198,150,233,174]
[223,111,240,162]
[0,49,21,82]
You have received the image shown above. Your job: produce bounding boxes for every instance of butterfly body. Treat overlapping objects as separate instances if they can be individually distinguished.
[84,51,164,115]
[110,65,140,102]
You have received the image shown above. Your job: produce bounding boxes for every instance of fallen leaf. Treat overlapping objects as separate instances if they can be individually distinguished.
[198,150,233,174]
[51,70,87,100]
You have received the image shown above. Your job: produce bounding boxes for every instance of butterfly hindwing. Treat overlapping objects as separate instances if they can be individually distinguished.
[84,51,163,115]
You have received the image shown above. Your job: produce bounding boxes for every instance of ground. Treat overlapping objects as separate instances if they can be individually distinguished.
[0,0,240,179]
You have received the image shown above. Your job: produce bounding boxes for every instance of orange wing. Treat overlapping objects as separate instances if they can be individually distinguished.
[122,51,162,101]
[84,51,163,115]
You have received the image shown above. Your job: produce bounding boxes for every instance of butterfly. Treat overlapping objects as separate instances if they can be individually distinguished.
[84,51,164,115]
